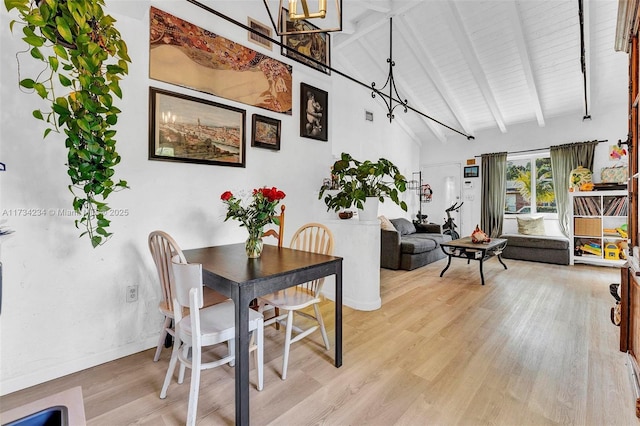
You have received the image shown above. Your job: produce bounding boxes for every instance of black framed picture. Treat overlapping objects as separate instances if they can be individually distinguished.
[464,166,479,178]
[300,83,328,141]
[149,87,246,167]
[251,114,281,150]
[280,8,331,75]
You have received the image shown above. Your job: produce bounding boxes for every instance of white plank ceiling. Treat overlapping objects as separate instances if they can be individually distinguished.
[331,0,628,144]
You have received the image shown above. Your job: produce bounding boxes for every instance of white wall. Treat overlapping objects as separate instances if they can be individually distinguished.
[0,1,419,394]
[420,104,629,237]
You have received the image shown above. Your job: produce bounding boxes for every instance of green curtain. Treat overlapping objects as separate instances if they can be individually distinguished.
[550,141,598,237]
[481,152,508,238]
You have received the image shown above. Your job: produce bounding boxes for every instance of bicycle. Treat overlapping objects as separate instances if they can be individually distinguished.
[443,202,463,240]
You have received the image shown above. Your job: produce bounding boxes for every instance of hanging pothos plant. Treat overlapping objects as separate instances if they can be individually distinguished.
[5,0,131,247]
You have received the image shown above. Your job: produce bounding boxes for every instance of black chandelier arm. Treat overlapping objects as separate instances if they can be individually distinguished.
[187,0,474,140]
[261,0,279,36]
[408,104,475,140]
[386,18,408,115]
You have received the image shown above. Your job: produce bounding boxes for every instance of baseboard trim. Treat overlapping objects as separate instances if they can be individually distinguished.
[322,289,381,311]
[1,337,157,396]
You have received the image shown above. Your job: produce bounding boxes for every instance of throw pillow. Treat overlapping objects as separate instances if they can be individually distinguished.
[379,215,396,231]
[517,216,546,235]
[389,218,416,235]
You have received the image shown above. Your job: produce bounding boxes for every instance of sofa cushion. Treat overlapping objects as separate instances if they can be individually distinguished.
[390,218,416,235]
[400,234,440,254]
[516,216,546,235]
[500,233,569,250]
[379,215,396,231]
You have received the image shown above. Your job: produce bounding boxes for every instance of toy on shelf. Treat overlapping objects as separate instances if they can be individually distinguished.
[616,227,628,238]
[604,243,620,259]
[580,241,602,256]
[617,240,629,259]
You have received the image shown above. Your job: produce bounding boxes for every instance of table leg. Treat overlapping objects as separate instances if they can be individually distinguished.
[479,257,485,286]
[440,255,453,277]
[335,261,343,368]
[234,288,251,426]
[498,254,508,270]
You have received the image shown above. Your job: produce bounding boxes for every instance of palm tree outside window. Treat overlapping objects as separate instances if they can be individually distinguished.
[505,155,557,215]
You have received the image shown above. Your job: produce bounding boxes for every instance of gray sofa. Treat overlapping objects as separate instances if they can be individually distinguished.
[499,233,570,265]
[381,218,452,270]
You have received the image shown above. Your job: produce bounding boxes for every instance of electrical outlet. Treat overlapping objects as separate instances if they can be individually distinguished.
[126,285,138,303]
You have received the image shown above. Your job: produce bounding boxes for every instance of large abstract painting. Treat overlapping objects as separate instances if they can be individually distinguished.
[149,7,293,115]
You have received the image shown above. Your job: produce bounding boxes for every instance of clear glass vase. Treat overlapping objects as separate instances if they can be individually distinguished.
[245,229,263,258]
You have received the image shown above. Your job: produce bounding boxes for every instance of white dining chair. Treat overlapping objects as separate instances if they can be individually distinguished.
[160,256,264,426]
[148,230,227,362]
[258,223,334,380]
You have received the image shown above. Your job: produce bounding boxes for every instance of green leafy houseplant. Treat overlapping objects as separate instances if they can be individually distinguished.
[318,152,408,212]
[5,0,131,247]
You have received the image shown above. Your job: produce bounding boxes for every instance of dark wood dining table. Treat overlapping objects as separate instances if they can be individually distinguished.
[183,243,343,425]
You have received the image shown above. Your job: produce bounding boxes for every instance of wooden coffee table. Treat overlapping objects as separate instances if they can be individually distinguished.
[439,237,508,285]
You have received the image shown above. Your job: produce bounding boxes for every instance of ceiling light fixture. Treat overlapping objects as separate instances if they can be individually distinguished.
[371,18,408,123]
[262,0,342,36]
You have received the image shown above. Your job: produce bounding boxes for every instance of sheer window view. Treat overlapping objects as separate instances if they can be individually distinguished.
[505,156,557,214]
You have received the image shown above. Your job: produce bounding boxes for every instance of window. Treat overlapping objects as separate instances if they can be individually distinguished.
[505,154,557,215]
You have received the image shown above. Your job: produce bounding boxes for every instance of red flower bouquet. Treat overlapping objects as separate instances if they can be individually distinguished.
[221,187,286,257]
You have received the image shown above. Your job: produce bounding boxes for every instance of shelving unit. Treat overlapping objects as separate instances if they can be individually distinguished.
[570,190,628,267]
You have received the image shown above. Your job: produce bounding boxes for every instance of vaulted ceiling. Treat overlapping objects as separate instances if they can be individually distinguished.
[330,0,628,144]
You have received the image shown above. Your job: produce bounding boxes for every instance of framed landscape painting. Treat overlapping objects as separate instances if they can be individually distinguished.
[251,114,281,150]
[300,83,328,141]
[280,8,330,75]
[149,87,246,167]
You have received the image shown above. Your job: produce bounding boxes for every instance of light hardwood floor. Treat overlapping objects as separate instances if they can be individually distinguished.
[2,258,638,425]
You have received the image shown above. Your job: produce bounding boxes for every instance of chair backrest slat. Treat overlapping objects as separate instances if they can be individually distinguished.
[289,223,334,297]
[149,231,187,313]
[262,205,286,248]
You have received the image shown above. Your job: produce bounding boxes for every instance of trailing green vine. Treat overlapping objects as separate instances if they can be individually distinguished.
[5,0,131,247]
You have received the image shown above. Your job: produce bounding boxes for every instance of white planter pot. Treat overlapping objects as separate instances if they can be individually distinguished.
[358,197,379,222]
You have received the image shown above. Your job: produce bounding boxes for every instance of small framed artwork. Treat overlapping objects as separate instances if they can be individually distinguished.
[300,83,328,141]
[247,17,272,50]
[280,8,330,75]
[251,114,281,150]
[464,166,479,178]
[149,87,246,167]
